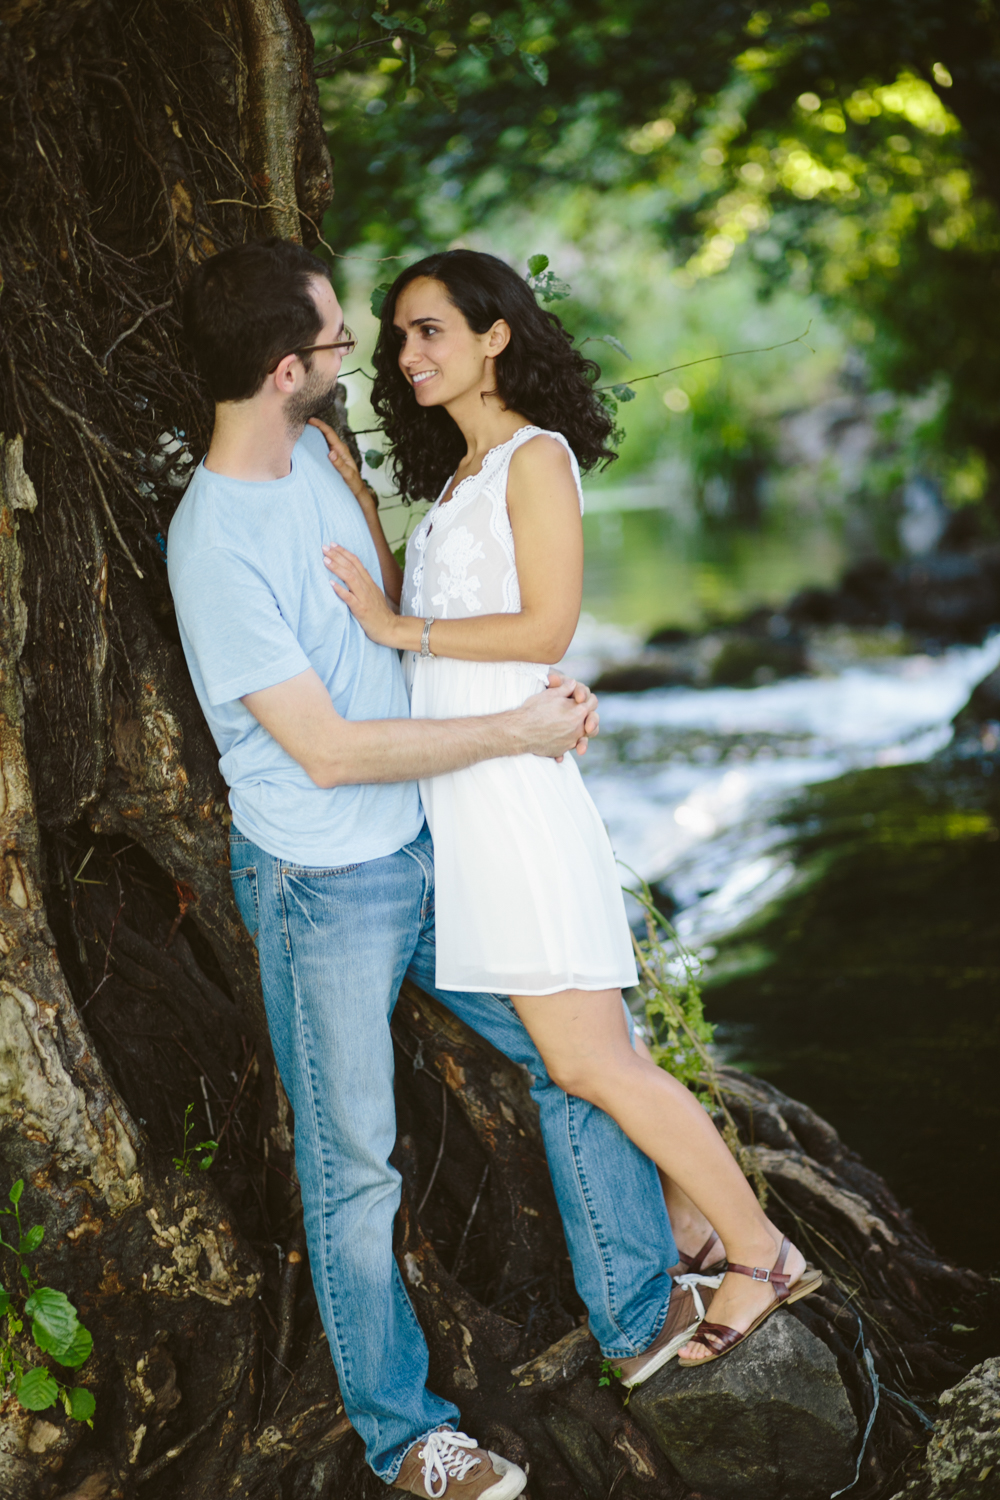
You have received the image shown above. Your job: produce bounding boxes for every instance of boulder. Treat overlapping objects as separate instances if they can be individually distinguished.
[891,1359,1000,1500]
[707,633,808,687]
[630,1308,858,1500]
[958,665,1000,724]
[591,661,692,693]
[787,548,1000,642]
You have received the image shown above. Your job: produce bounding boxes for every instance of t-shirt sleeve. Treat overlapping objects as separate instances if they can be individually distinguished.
[171,545,311,706]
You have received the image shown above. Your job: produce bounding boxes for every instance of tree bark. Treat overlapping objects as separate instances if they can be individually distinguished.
[0,3,986,1498]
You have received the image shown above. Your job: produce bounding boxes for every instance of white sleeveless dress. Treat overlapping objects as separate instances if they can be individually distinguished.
[402,425,638,996]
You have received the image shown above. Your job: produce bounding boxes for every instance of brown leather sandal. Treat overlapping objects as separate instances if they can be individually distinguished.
[677,1230,726,1277]
[677,1235,822,1368]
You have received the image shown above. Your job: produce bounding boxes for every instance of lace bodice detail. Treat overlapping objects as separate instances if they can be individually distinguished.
[402,426,585,621]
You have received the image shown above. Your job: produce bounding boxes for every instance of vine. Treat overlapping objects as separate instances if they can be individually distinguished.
[0,1181,96,1423]
[626,875,770,1207]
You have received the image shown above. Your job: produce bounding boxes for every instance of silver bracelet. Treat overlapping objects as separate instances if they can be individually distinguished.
[420,617,435,659]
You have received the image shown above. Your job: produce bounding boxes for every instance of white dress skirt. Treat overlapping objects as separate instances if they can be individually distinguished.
[402,425,638,997]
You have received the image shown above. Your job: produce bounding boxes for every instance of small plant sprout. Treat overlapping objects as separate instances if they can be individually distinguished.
[172,1103,219,1177]
[0,1180,96,1422]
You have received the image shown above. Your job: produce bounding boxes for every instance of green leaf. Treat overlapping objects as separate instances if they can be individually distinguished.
[53,1322,93,1369]
[409,45,417,85]
[526,253,550,276]
[0,1289,11,1315]
[490,25,516,55]
[19,1225,44,1255]
[364,448,386,470]
[600,335,632,360]
[371,283,393,318]
[67,1386,96,1422]
[372,11,426,33]
[520,51,549,86]
[16,1367,58,1411]
[529,270,571,302]
[467,41,492,59]
[610,383,637,401]
[429,77,458,112]
[26,1288,79,1357]
[9,1180,23,1206]
[392,542,407,570]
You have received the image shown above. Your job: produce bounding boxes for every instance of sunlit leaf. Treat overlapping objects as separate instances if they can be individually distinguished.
[529,269,571,302]
[52,1322,92,1369]
[520,51,548,86]
[19,1225,44,1255]
[26,1288,79,1357]
[526,253,549,276]
[16,1368,58,1411]
[600,335,632,360]
[9,1181,23,1206]
[67,1386,96,1422]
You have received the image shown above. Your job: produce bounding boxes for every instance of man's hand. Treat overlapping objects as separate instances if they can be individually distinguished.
[548,670,599,757]
[514,676,599,760]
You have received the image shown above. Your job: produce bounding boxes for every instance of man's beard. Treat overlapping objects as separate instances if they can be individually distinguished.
[285,368,341,432]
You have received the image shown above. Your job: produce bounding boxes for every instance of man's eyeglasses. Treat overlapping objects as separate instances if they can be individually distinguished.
[268,327,357,372]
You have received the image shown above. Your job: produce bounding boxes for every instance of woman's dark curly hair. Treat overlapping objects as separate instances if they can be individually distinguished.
[371,249,617,503]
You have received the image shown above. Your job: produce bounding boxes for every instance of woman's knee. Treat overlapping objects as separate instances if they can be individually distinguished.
[545,1048,635,1105]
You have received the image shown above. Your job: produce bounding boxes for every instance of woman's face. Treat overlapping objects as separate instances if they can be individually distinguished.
[392,276,509,407]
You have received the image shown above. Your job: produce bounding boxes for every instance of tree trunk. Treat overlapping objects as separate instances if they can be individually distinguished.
[0,4,986,1498]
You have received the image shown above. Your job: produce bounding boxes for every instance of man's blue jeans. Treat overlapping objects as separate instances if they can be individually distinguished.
[230,821,676,1483]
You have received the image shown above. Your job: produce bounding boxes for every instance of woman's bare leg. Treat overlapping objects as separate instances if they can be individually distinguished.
[632,1032,719,1262]
[511,986,805,1362]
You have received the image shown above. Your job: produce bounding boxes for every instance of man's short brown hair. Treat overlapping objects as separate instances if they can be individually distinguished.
[182,238,330,402]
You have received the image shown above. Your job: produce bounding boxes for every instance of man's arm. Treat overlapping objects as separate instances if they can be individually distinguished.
[242,667,597,788]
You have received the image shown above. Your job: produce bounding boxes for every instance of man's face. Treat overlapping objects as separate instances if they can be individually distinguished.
[284,277,348,430]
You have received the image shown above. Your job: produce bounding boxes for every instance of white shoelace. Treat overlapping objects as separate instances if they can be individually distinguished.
[418,1430,482,1497]
[673,1270,726,1321]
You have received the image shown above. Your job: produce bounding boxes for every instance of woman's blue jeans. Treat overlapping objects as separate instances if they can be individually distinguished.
[230,821,676,1483]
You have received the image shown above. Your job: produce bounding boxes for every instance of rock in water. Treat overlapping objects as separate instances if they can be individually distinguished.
[891,1359,1000,1500]
[630,1308,858,1500]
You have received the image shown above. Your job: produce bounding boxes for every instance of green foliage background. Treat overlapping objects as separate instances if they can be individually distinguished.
[306,0,1000,531]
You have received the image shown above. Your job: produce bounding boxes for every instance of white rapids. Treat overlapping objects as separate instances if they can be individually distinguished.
[567,631,1000,947]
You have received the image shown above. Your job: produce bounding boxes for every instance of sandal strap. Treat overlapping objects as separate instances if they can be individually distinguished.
[725,1236,794,1302]
[690,1319,744,1356]
[678,1231,723,1273]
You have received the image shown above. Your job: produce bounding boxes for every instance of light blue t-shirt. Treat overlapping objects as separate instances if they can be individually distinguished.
[167,423,423,866]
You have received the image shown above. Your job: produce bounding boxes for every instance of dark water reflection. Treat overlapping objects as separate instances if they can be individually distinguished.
[703,751,1000,1273]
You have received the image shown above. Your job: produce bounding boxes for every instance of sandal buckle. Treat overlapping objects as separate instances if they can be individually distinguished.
[751,1267,771,1282]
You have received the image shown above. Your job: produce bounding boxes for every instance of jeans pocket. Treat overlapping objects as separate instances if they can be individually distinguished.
[230,865,260,944]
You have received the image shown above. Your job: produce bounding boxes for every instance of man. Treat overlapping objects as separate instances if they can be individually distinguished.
[168,238,681,1499]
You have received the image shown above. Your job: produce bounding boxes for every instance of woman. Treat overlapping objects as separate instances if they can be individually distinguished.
[315,249,818,1370]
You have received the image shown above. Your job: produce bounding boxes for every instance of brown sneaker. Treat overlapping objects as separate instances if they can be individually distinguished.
[393,1428,527,1498]
[613,1271,724,1387]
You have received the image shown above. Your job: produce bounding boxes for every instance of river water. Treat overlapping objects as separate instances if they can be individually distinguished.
[570,502,1000,1273]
